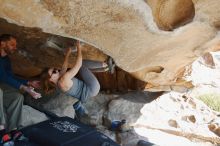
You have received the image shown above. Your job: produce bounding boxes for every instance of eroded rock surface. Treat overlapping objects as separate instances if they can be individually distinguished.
[146,0,195,31]
[0,0,220,91]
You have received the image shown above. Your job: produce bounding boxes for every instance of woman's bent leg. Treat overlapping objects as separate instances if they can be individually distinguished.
[73,64,100,118]
[79,65,100,99]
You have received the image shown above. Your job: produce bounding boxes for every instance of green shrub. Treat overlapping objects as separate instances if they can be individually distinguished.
[197,93,220,112]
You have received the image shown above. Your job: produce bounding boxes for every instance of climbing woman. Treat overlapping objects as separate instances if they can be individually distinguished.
[41,40,114,119]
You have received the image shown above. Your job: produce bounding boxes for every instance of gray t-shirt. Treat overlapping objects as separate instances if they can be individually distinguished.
[64,78,90,102]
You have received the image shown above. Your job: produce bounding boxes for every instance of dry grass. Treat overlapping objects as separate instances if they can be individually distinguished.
[197,93,220,112]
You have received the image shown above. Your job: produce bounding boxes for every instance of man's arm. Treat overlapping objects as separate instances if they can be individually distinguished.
[14,76,28,85]
[0,65,24,89]
[2,57,28,88]
[0,65,41,99]
[4,58,40,89]
[4,74,41,99]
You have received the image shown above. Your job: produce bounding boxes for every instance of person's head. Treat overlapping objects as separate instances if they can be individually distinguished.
[41,68,61,94]
[48,68,61,82]
[0,34,17,55]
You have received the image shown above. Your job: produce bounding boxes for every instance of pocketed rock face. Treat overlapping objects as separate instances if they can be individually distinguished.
[0,0,220,91]
[193,0,220,28]
[146,0,195,31]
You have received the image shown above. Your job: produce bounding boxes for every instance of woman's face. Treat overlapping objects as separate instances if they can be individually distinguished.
[48,68,60,82]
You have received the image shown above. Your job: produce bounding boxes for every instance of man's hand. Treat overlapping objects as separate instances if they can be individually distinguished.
[20,85,42,99]
[28,88,42,99]
[28,80,41,89]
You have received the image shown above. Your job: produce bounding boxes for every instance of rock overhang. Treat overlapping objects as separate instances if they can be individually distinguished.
[1,0,220,91]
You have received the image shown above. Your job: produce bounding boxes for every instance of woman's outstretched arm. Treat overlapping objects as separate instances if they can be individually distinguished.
[59,47,72,76]
[58,41,82,90]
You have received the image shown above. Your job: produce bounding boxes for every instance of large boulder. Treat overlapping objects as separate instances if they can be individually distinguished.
[20,105,48,128]
[0,18,145,92]
[24,90,77,119]
[0,0,220,91]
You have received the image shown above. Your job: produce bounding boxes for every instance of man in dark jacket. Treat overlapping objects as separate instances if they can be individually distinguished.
[0,34,41,144]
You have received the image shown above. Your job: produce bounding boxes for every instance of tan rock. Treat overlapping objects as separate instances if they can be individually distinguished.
[188,99,197,109]
[208,124,220,137]
[182,115,196,123]
[194,0,220,28]
[188,115,196,123]
[168,119,179,128]
[0,0,219,91]
[146,0,195,30]
[201,52,215,69]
